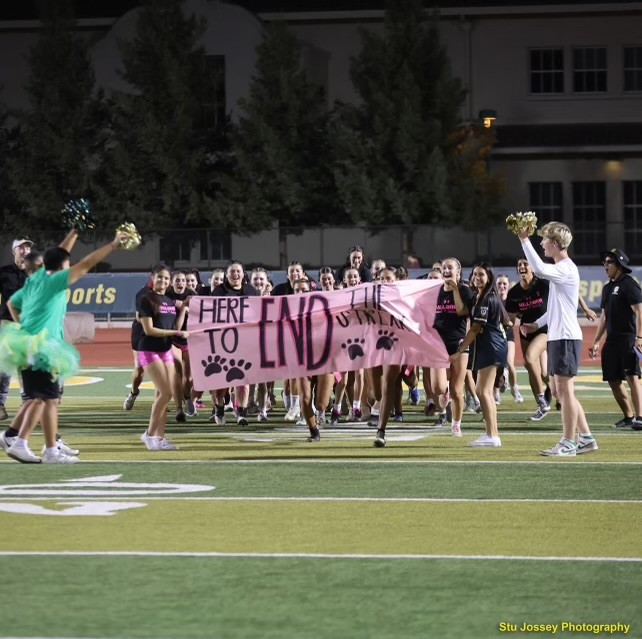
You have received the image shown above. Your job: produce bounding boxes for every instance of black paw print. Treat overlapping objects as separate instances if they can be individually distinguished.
[341,338,366,360]
[223,358,252,383]
[202,354,227,377]
[376,329,398,351]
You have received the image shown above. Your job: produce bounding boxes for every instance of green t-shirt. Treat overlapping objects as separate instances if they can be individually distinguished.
[10,268,70,339]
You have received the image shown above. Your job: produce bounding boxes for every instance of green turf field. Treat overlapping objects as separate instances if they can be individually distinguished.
[1,369,640,639]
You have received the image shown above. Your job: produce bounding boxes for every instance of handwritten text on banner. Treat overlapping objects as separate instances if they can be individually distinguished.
[189,280,450,390]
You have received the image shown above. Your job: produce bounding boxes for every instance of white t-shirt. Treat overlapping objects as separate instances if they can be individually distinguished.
[521,240,582,341]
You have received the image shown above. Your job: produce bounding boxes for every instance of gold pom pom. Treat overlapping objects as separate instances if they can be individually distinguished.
[116,222,142,250]
[506,211,538,236]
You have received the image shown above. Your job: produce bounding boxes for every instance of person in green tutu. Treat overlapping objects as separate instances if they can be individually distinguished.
[0,227,134,464]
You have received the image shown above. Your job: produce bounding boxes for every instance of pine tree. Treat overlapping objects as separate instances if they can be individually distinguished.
[331,0,470,231]
[99,0,227,232]
[223,21,341,234]
[7,0,104,237]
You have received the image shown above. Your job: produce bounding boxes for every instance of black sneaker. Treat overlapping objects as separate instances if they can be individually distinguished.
[373,429,386,447]
[434,413,447,428]
[613,417,634,429]
[306,427,320,442]
[175,409,186,423]
[0,404,9,420]
[367,414,379,428]
[632,417,642,431]
[237,407,249,427]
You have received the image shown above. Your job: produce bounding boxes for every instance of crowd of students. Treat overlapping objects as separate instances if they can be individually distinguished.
[6,219,632,462]
[121,231,602,455]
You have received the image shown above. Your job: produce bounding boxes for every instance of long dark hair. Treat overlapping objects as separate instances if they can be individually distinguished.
[472,262,511,326]
[145,263,171,318]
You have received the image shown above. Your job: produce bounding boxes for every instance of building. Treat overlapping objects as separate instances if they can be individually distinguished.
[1,0,641,268]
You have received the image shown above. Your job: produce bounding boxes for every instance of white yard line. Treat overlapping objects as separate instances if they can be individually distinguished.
[0,550,639,562]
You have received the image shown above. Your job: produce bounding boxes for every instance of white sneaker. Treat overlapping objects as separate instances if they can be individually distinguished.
[451,423,462,437]
[316,411,327,426]
[7,442,42,463]
[511,387,524,403]
[0,431,16,452]
[284,407,300,422]
[158,437,178,451]
[296,416,307,426]
[141,431,161,451]
[257,411,269,422]
[468,433,501,447]
[540,440,576,457]
[42,439,80,456]
[43,450,79,464]
[494,390,501,405]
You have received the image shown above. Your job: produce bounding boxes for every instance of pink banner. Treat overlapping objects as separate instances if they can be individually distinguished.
[189,280,449,390]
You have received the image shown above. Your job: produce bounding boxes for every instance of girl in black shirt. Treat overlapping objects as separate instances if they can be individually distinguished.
[138,264,189,451]
[451,262,508,448]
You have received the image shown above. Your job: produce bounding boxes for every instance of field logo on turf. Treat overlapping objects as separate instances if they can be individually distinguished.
[0,474,215,517]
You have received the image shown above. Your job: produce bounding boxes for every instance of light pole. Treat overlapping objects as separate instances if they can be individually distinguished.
[478,109,498,261]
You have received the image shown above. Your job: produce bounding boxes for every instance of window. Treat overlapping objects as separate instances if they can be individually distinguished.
[160,231,195,264]
[200,229,231,262]
[529,48,564,94]
[529,182,563,225]
[573,47,607,92]
[572,182,606,257]
[624,181,642,257]
[624,46,642,92]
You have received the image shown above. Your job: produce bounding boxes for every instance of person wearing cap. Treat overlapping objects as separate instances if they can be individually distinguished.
[0,238,35,420]
[588,248,642,430]
[518,221,598,457]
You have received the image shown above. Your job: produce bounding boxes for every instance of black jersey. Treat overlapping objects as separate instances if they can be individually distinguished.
[167,289,190,345]
[601,274,642,336]
[469,290,508,371]
[137,293,177,352]
[433,284,475,343]
[505,278,549,336]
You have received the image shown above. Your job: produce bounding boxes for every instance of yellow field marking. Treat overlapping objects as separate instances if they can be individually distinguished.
[9,376,103,389]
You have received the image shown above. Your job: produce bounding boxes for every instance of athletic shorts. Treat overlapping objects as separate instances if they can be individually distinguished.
[547,340,581,377]
[443,339,467,357]
[137,350,174,368]
[172,342,189,353]
[21,368,61,400]
[601,335,640,382]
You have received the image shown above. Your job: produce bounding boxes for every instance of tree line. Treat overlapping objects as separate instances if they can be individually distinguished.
[0,0,505,247]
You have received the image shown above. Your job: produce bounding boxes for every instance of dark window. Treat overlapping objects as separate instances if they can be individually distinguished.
[573,47,607,93]
[624,46,642,92]
[529,182,563,225]
[530,48,564,94]
[572,182,606,257]
[160,231,195,264]
[200,229,231,262]
[624,181,642,257]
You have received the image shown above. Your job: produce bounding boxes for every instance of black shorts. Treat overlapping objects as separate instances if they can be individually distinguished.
[602,335,641,382]
[547,340,581,377]
[443,339,467,356]
[21,368,62,400]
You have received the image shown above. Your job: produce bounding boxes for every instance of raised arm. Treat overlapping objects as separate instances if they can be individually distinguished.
[68,230,131,285]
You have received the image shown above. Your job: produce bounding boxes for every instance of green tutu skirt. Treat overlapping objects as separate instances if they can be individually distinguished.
[0,323,80,381]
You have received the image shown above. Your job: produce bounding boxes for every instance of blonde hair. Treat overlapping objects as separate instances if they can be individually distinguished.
[538,222,573,250]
